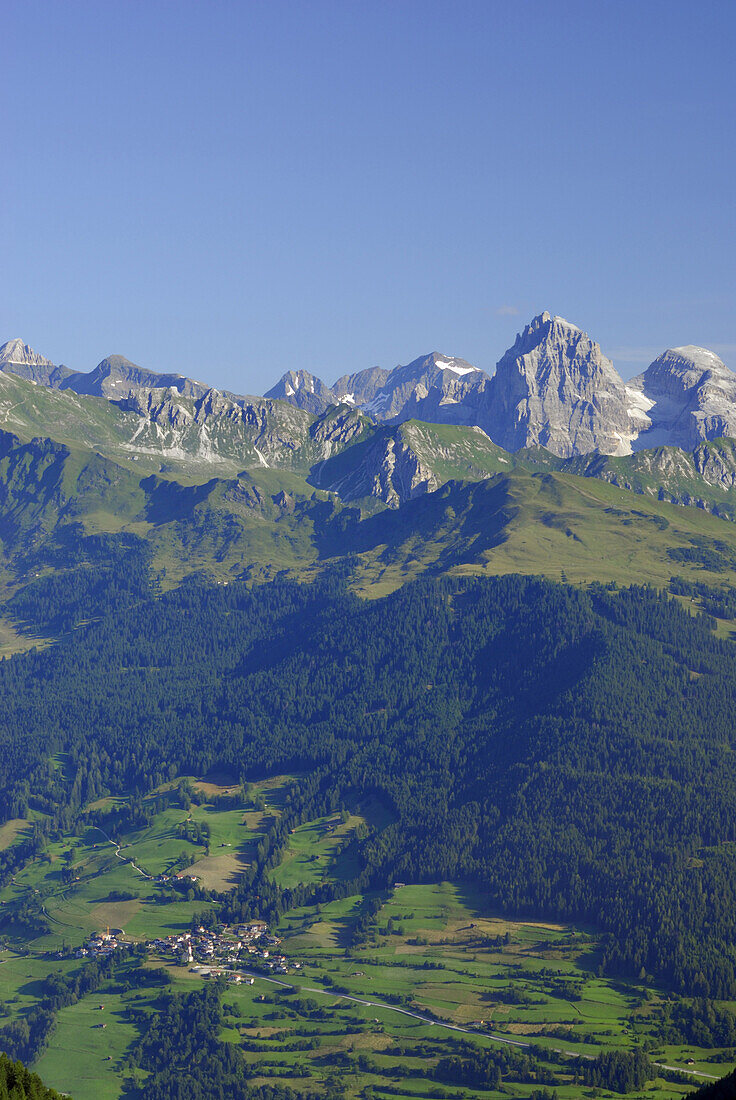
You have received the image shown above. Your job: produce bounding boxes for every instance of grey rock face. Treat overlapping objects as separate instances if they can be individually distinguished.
[266,355,489,428]
[61,354,212,402]
[692,438,736,489]
[480,313,645,458]
[6,321,736,473]
[0,338,73,387]
[267,366,390,413]
[264,370,336,414]
[116,386,325,469]
[630,347,736,451]
[361,352,488,424]
[308,405,370,454]
[311,427,441,507]
[331,366,389,408]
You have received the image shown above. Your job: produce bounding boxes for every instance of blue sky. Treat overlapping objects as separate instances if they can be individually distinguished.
[3,0,735,390]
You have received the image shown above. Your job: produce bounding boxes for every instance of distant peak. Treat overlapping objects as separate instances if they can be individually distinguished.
[0,338,54,367]
[96,354,139,370]
[432,353,480,377]
[670,345,726,365]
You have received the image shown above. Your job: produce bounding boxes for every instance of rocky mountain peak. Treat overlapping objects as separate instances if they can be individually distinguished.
[264,369,335,414]
[0,339,72,387]
[632,346,736,451]
[0,338,55,368]
[502,313,616,384]
[480,312,636,456]
[644,346,732,389]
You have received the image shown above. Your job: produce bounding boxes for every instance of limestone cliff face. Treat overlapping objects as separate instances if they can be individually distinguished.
[61,355,213,403]
[630,347,736,451]
[264,370,336,414]
[361,353,488,424]
[116,388,317,469]
[6,324,736,480]
[311,428,440,506]
[692,439,736,490]
[310,421,510,506]
[479,313,647,458]
[331,366,390,408]
[266,366,390,413]
[116,387,369,471]
[308,405,370,455]
[0,339,73,387]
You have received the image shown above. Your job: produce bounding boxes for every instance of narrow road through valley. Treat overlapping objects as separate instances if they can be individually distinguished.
[207,967,719,1081]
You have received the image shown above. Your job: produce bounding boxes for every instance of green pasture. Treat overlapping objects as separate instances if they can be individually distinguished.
[0,951,78,1024]
[1,778,735,1099]
[34,990,140,1100]
[269,812,364,889]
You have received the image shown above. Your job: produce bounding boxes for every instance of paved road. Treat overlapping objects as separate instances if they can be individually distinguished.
[204,966,719,1081]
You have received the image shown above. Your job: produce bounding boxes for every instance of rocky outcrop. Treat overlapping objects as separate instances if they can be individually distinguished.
[0,338,73,387]
[310,421,510,506]
[479,313,647,457]
[61,354,213,403]
[116,386,325,469]
[264,369,336,414]
[629,347,736,451]
[5,322,736,473]
[692,438,736,490]
[311,427,441,506]
[331,366,389,407]
[308,405,370,454]
[267,354,490,428]
[360,353,488,424]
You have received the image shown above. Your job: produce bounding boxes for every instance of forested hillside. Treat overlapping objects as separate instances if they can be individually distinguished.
[2,571,735,1000]
[0,1054,67,1099]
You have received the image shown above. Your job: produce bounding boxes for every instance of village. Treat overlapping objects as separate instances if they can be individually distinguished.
[71,920,302,985]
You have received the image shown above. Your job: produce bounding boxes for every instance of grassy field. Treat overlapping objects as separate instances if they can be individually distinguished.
[0,618,50,659]
[33,990,141,1100]
[255,882,735,1096]
[0,774,294,954]
[1,782,735,1099]
[269,802,386,890]
[350,468,736,598]
[0,818,30,851]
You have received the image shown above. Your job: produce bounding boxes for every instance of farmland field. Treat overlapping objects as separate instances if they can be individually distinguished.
[0,779,733,1099]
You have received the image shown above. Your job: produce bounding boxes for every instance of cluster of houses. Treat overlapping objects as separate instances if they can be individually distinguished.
[144,921,301,981]
[73,929,126,959]
[66,921,302,983]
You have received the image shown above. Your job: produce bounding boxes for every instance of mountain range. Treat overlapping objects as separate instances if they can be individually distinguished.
[2,314,736,633]
[3,315,736,518]
[4,320,736,1100]
[5,313,736,461]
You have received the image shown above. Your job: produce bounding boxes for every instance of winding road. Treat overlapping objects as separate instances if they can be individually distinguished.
[204,966,719,1082]
[90,825,153,879]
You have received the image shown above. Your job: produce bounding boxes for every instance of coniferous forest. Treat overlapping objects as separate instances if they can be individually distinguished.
[2,562,736,1006]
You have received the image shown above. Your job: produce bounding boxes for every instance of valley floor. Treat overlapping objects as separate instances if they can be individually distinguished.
[0,778,733,1099]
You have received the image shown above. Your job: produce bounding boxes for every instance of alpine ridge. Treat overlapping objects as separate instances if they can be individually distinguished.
[2,317,735,515]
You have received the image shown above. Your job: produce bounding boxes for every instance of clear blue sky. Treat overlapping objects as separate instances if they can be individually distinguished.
[3,0,735,390]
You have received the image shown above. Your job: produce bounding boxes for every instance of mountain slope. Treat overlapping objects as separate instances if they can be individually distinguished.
[310,420,511,504]
[263,318,736,461]
[2,572,736,1003]
[7,421,736,633]
[0,366,373,484]
[0,338,73,387]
